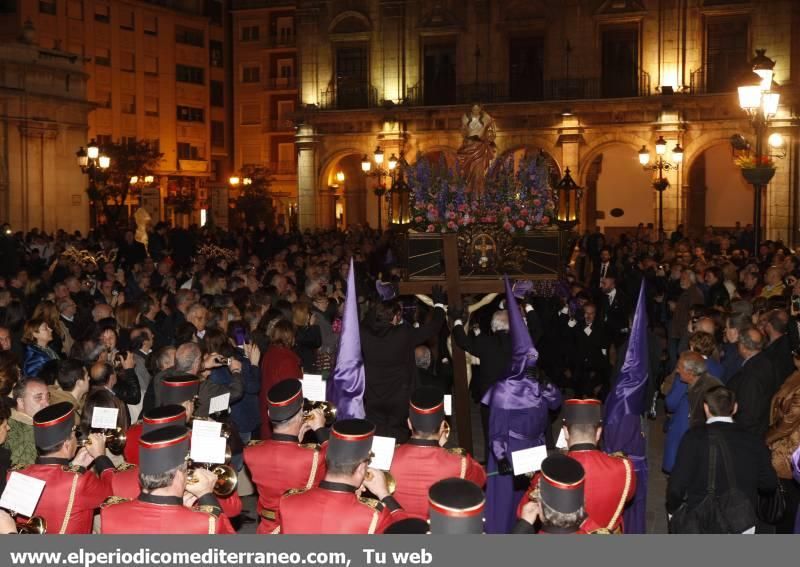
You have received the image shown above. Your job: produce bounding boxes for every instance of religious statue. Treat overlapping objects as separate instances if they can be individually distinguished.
[456,103,496,198]
[133,207,151,255]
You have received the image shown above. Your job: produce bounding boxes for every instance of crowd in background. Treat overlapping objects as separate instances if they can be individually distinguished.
[0,215,797,533]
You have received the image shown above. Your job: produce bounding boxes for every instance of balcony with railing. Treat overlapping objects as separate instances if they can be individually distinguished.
[319,84,378,110]
[267,76,298,90]
[267,34,296,48]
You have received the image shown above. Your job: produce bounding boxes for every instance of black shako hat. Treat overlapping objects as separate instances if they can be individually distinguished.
[267,379,304,422]
[138,425,190,475]
[160,374,200,406]
[539,454,586,514]
[327,419,375,465]
[143,405,188,435]
[409,386,445,434]
[562,399,603,426]
[33,402,75,449]
[383,518,430,534]
[428,478,485,535]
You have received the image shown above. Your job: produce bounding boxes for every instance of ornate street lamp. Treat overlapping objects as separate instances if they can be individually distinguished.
[555,167,582,230]
[361,145,396,230]
[737,49,781,255]
[639,136,683,241]
[76,139,111,229]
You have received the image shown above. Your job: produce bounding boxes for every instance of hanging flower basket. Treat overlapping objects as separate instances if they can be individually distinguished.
[740,166,776,186]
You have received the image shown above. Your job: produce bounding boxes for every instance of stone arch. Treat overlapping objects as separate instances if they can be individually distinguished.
[328,11,372,34]
[492,144,562,185]
[414,145,458,170]
[578,138,655,238]
[685,140,753,238]
[318,148,371,229]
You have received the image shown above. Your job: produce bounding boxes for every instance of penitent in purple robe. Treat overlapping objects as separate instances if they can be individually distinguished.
[481,276,562,534]
[482,377,562,533]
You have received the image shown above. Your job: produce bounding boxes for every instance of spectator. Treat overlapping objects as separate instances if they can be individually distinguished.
[292,301,322,373]
[667,387,778,533]
[21,317,59,377]
[5,376,50,466]
[728,328,778,436]
[765,348,800,533]
[0,351,20,397]
[259,320,302,438]
[763,309,794,387]
[50,359,90,421]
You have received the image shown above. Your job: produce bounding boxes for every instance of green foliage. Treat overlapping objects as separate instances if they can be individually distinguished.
[235,165,274,227]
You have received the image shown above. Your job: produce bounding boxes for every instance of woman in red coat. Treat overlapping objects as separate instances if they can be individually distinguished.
[259,319,302,438]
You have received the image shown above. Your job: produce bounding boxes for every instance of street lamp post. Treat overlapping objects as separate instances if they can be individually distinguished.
[737,49,781,256]
[361,145,398,231]
[76,139,111,229]
[638,136,683,241]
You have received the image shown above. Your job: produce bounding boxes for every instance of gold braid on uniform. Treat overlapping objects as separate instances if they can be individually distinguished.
[59,473,80,534]
[606,457,633,532]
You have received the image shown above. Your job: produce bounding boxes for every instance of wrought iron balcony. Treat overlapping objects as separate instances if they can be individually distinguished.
[319,84,378,110]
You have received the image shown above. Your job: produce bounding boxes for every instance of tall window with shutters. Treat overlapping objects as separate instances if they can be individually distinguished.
[705,16,750,94]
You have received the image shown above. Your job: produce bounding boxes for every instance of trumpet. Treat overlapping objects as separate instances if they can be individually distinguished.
[186,461,238,498]
[364,469,397,496]
[442,421,451,440]
[17,516,46,535]
[78,428,127,455]
[303,400,337,424]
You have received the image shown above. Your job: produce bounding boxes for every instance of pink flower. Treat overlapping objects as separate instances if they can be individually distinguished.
[503,221,513,232]
[414,216,423,223]
[541,216,550,224]
[480,217,491,223]
[503,206,512,214]
[447,221,458,231]
[427,203,435,211]
[516,219,526,228]
[426,224,435,233]
[533,199,541,207]
[446,211,456,220]
[520,209,529,217]
[457,204,468,212]
[486,216,496,223]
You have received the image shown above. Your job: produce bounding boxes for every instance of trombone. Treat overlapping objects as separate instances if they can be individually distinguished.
[303,400,337,425]
[78,427,127,455]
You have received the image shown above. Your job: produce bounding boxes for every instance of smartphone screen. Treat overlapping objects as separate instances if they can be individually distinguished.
[233,327,246,347]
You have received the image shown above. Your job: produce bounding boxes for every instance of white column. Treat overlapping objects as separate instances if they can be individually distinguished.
[296,124,318,230]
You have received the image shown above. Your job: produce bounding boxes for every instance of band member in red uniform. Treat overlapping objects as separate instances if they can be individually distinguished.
[391,387,486,517]
[111,403,242,519]
[513,454,604,535]
[428,477,486,534]
[279,418,404,534]
[517,399,635,533]
[13,402,114,534]
[101,425,235,534]
[123,374,199,465]
[244,379,329,534]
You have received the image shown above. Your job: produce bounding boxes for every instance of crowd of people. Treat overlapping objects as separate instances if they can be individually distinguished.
[0,216,796,534]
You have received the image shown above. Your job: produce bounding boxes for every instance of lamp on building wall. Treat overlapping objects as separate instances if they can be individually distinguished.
[639,136,683,241]
[736,49,781,255]
[387,152,410,226]
[554,167,581,230]
[76,139,111,229]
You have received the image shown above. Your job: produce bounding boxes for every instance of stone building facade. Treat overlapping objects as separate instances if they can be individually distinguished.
[0,0,234,230]
[0,29,91,233]
[292,0,800,243]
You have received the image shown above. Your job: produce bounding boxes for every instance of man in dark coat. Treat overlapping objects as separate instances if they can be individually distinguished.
[599,274,631,348]
[667,386,778,533]
[361,291,446,443]
[727,328,779,437]
[571,303,611,398]
[704,266,731,313]
[763,309,794,388]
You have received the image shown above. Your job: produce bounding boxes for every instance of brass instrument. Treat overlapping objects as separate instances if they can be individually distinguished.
[78,428,127,455]
[186,461,238,498]
[364,469,397,496]
[303,400,337,424]
[442,421,451,441]
[17,516,46,535]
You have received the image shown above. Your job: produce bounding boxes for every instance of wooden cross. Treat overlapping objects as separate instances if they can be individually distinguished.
[398,233,503,455]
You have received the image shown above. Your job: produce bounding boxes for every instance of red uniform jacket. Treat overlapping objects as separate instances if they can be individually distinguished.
[391,439,487,518]
[110,463,243,518]
[243,434,326,534]
[100,492,235,534]
[279,481,402,534]
[513,516,606,535]
[122,423,142,465]
[12,456,114,534]
[517,445,636,533]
